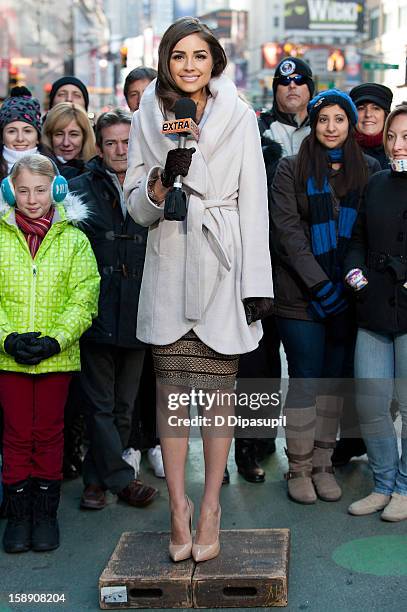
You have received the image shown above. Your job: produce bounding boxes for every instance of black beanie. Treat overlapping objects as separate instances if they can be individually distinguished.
[49,76,89,110]
[273,57,314,99]
[350,83,393,113]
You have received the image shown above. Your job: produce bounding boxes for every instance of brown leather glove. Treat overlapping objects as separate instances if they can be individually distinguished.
[161,148,196,188]
[243,298,274,325]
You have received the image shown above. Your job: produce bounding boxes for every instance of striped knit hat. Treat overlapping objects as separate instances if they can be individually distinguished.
[0,88,42,135]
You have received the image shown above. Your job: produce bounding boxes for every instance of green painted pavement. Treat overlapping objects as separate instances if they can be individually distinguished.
[333,535,407,576]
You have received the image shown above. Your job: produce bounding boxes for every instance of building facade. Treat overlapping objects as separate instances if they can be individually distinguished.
[363,0,407,105]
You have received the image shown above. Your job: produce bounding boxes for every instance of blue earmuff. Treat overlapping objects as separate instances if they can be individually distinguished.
[0,158,68,207]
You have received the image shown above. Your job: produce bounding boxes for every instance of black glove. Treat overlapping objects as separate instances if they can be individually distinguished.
[4,331,43,364]
[161,148,196,188]
[23,336,61,361]
[243,298,274,325]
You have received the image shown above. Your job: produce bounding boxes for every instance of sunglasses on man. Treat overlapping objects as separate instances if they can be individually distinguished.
[278,75,307,86]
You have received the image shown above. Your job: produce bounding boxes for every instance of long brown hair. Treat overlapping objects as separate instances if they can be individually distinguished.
[295,113,369,197]
[156,17,227,114]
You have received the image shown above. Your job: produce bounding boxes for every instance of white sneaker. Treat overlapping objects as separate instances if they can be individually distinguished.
[147,445,165,478]
[122,447,141,478]
[348,492,390,516]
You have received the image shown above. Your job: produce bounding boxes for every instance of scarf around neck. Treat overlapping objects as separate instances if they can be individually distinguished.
[355,130,383,150]
[307,148,359,318]
[15,206,54,258]
[3,145,38,173]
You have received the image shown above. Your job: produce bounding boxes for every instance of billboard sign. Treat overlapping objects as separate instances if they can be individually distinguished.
[285,0,365,33]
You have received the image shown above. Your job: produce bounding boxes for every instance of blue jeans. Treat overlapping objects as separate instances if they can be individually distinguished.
[276,313,355,408]
[354,328,407,496]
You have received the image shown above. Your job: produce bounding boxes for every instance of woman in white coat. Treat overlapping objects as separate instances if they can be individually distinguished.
[124,17,272,563]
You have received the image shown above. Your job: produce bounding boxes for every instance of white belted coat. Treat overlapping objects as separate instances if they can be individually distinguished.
[124,75,272,355]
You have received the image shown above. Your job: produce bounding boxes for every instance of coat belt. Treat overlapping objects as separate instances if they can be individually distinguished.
[185,195,237,320]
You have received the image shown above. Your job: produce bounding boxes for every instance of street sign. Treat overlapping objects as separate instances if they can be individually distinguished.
[363,61,399,70]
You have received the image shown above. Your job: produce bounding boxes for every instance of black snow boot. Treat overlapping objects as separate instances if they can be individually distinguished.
[31,479,60,552]
[2,480,32,553]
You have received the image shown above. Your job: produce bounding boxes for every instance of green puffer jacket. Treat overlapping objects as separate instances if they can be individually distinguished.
[0,192,100,374]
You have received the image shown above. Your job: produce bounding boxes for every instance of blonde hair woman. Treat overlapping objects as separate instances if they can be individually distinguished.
[42,103,96,179]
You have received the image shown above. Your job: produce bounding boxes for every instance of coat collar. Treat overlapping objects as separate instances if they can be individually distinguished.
[138,74,250,196]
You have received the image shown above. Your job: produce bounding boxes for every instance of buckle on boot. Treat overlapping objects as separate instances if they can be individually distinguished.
[312,466,334,475]
[284,447,314,461]
[285,470,312,480]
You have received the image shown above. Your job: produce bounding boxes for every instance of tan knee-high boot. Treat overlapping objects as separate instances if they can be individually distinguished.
[312,396,342,501]
[285,406,317,504]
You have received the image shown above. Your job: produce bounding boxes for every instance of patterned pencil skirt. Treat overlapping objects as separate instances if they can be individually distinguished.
[152,331,239,389]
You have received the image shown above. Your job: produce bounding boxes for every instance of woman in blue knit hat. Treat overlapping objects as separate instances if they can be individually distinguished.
[270,89,381,505]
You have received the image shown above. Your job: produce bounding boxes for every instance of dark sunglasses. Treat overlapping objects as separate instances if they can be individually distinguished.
[278,75,307,86]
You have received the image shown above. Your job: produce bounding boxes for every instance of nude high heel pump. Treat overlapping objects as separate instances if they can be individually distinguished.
[192,506,221,563]
[169,496,194,562]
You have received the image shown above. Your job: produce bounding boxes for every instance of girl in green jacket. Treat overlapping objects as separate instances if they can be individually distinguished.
[0,153,99,554]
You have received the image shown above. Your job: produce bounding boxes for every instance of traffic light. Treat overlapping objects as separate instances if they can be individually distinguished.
[120,46,127,68]
[8,66,19,92]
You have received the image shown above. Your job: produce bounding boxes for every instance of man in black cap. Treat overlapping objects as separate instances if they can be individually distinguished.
[259,56,314,156]
[49,76,90,111]
[232,57,315,484]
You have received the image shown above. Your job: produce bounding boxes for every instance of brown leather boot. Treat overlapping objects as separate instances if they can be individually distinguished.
[117,480,158,507]
[285,407,317,504]
[312,396,342,502]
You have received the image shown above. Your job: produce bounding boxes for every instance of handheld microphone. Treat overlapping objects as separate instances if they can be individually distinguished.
[162,98,197,221]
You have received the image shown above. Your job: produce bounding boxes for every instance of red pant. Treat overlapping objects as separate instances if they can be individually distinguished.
[0,372,71,484]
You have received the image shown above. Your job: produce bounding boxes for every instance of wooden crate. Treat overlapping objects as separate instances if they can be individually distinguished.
[99,529,290,609]
[99,531,194,609]
[192,529,290,608]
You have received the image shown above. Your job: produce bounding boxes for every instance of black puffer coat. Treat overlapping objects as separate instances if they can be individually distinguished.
[344,169,407,333]
[68,156,147,348]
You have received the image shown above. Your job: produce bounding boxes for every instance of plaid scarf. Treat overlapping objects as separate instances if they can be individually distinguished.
[307,149,359,317]
[15,207,54,258]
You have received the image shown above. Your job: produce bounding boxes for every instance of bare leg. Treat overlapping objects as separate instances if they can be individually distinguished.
[195,388,235,545]
[156,381,191,545]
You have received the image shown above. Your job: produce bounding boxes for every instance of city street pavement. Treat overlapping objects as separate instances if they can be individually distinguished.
[1,437,407,612]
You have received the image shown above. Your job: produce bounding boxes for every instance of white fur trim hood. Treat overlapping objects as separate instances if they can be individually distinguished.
[0,190,89,225]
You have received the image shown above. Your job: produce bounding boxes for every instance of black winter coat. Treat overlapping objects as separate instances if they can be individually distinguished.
[58,158,87,180]
[344,170,407,333]
[68,156,147,348]
[358,143,389,170]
